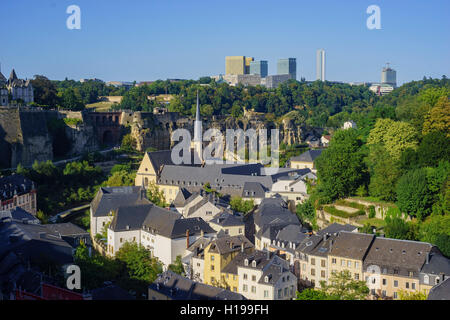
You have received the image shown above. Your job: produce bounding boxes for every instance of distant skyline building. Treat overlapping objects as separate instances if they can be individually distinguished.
[249,60,268,78]
[225,56,254,75]
[316,49,326,81]
[225,56,246,75]
[277,58,296,80]
[381,63,397,87]
[245,57,254,74]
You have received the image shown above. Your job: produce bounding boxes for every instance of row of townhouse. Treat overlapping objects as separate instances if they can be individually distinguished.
[293,230,450,299]
[183,235,298,300]
[89,185,248,269]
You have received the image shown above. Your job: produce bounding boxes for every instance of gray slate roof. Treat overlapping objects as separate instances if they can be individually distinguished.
[207,235,254,255]
[254,198,300,231]
[90,186,150,217]
[0,174,35,201]
[363,237,435,275]
[316,223,357,236]
[149,270,245,300]
[421,253,450,276]
[209,212,244,228]
[242,182,267,198]
[329,231,375,260]
[290,149,323,163]
[427,278,450,300]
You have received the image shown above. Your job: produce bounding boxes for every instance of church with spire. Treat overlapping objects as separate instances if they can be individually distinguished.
[191,90,203,164]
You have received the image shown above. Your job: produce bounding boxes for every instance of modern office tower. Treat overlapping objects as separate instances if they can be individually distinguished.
[245,57,254,74]
[381,63,397,87]
[249,60,268,78]
[226,56,246,75]
[316,49,326,81]
[277,58,297,80]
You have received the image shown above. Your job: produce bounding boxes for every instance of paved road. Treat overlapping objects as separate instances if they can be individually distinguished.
[48,203,91,223]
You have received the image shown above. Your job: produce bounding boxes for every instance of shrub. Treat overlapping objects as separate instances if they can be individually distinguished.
[368,205,376,219]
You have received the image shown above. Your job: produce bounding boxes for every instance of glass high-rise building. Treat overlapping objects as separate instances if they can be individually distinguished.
[316,49,326,81]
[249,60,268,78]
[277,58,296,80]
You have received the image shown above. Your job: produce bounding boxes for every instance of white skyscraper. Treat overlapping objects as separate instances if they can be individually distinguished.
[316,49,326,81]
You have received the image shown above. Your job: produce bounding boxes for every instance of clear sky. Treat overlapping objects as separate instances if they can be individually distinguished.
[1,0,449,85]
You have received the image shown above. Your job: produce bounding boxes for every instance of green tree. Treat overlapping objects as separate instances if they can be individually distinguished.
[115,242,163,283]
[315,129,368,202]
[146,181,167,207]
[58,87,85,111]
[296,199,316,225]
[367,145,401,201]
[121,133,137,152]
[168,255,185,276]
[368,118,419,161]
[31,75,60,107]
[398,289,427,300]
[422,96,450,138]
[396,168,434,220]
[419,214,450,257]
[318,270,369,300]
[296,288,332,300]
[384,216,416,240]
[230,197,254,214]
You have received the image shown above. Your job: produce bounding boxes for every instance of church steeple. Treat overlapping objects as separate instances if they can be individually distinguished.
[193,90,203,164]
[195,90,201,122]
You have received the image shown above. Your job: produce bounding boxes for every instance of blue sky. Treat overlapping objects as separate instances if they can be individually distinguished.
[1,0,449,84]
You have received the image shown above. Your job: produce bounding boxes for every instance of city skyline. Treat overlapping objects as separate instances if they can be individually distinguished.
[1,0,449,85]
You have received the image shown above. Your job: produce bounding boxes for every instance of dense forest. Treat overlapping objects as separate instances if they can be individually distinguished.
[297,78,449,256]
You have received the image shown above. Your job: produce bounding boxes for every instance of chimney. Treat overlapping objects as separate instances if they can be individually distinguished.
[426,252,430,264]
[266,250,270,260]
[329,239,334,250]
[200,230,204,238]
[186,229,190,249]
[323,233,328,241]
[241,243,244,253]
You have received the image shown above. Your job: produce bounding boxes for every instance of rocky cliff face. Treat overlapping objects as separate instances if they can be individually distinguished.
[0,108,53,168]
[130,112,306,152]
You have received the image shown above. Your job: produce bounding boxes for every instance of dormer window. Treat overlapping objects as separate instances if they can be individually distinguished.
[265,276,269,283]
[252,260,257,267]
[244,259,249,266]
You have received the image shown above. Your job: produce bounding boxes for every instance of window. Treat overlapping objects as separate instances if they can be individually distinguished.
[347,261,352,268]
[243,285,248,292]
[394,280,398,288]
[278,289,282,299]
[311,258,315,266]
[211,277,215,283]
[239,228,243,234]
[311,268,315,276]
[252,275,256,282]
[321,260,326,268]
[341,259,346,267]
[382,279,387,286]
[424,275,429,285]
[321,270,326,278]
[264,290,269,298]
[412,283,416,290]
[211,265,214,271]
[408,271,414,277]
[302,264,306,271]
[393,292,398,299]
[332,258,337,264]
[211,255,215,261]
[251,286,256,293]
[382,290,386,297]
[206,211,212,215]
[354,273,359,280]
[284,287,288,296]
[355,262,359,269]
[243,274,248,280]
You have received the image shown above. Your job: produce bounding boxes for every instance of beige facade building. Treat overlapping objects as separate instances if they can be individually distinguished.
[226,56,246,75]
